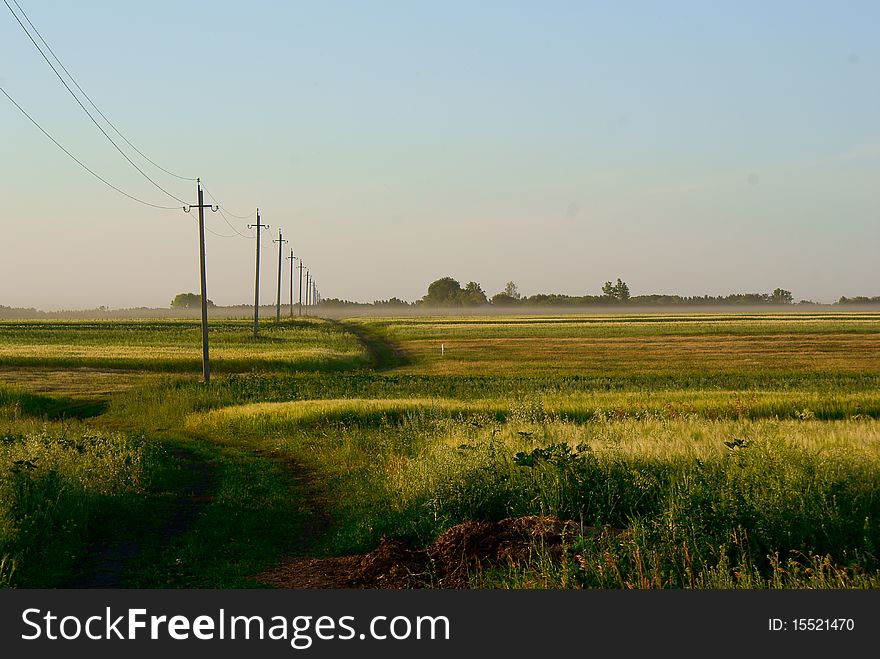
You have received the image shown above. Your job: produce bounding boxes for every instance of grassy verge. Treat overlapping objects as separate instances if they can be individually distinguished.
[120,436,319,588]
[0,410,157,586]
[1,383,322,588]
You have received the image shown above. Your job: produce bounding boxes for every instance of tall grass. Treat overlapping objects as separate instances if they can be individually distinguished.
[0,423,154,587]
[185,389,880,441]
[188,399,880,587]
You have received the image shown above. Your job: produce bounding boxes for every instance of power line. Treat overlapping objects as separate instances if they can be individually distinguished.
[199,182,255,237]
[1,86,179,210]
[4,0,189,205]
[217,207,254,220]
[202,185,254,220]
[216,206,254,238]
[184,208,245,239]
[9,0,197,183]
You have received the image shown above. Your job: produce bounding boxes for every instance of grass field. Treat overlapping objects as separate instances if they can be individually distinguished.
[0,319,367,373]
[2,312,880,588]
[366,314,880,376]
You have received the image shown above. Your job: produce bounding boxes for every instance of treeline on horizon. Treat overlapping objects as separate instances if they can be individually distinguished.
[3,278,880,317]
[317,277,880,309]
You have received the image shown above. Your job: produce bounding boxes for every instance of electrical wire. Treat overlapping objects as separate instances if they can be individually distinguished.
[206,224,242,239]
[200,181,255,221]
[199,182,256,238]
[1,86,180,210]
[4,0,189,205]
[217,206,255,238]
[4,4,283,245]
[9,0,197,183]
[184,207,242,239]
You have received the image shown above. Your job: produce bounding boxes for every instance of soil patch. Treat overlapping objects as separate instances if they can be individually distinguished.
[257,515,624,589]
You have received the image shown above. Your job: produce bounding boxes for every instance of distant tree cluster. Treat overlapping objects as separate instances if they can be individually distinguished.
[838,296,880,305]
[170,293,215,309]
[491,281,522,306]
[602,278,631,301]
[421,277,489,307]
[5,281,880,318]
[185,281,878,311]
[318,297,412,309]
[414,279,807,308]
[0,305,49,318]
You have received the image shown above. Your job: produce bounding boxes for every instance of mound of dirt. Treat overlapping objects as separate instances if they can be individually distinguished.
[256,516,624,589]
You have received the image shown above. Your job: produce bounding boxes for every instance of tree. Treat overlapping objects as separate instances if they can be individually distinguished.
[462,281,488,306]
[422,277,463,306]
[170,292,215,309]
[503,281,521,300]
[770,288,793,304]
[602,278,630,301]
[492,292,518,306]
[492,281,522,306]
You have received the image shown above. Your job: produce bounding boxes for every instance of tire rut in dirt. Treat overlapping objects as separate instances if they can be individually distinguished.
[67,447,215,588]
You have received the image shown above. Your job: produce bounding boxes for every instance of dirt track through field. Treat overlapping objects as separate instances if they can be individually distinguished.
[327,319,410,369]
[68,447,215,588]
[66,319,385,589]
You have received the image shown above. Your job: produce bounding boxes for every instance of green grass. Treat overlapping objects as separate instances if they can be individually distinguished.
[187,408,880,587]
[0,382,323,588]
[3,312,880,588]
[0,318,368,373]
[359,313,880,377]
[119,436,318,589]
[0,410,156,587]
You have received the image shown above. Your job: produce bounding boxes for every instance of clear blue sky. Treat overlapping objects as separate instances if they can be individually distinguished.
[1,1,877,308]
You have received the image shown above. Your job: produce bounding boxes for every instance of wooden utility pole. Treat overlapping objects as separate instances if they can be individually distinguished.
[273,228,288,323]
[288,249,295,318]
[183,179,218,384]
[305,270,311,312]
[297,260,304,316]
[248,209,268,338]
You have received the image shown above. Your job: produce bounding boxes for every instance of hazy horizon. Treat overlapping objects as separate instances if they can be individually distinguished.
[2,1,878,309]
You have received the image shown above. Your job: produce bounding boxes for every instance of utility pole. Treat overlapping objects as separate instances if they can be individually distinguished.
[287,249,295,318]
[297,260,304,317]
[273,228,288,323]
[305,269,311,314]
[183,178,218,384]
[248,209,268,339]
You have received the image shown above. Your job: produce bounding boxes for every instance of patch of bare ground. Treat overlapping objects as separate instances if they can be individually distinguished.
[257,516,625,589]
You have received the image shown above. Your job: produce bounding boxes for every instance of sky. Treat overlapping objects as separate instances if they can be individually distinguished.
[1,0,878,309]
